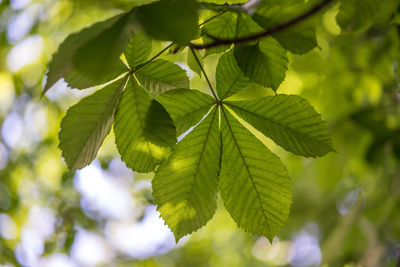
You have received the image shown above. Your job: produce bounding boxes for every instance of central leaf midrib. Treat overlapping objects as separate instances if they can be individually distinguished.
[221,106,271,235]
[185,106,217,217]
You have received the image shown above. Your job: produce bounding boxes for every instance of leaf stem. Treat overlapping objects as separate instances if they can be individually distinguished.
[189,47,219,101]
[190,0,334,50]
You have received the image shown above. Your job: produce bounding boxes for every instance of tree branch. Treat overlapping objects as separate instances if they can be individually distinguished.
[190,0,335,50]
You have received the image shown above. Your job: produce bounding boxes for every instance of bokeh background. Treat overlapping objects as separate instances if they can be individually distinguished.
[0,0,399,266]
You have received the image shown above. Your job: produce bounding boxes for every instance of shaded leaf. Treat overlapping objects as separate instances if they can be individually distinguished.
[135,59,190,96]
[114,78,176,173]
[226,94,334,157]
[337,0,382,33]
[252,0,318,54]
[220,108,292,241]
[253,14,317,54]
[136,0,199,44]
[124,31,152,69]
[153,107,220,241]
[234,38,288,91]
[72,12,135,83]
[44,13,131,93]
[59,76,128,171]
[157,89,215,136]
[216,51,250,99]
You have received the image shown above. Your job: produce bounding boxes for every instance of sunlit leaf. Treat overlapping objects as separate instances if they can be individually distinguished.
[187,49,203,77]
[220,108,292,241]
[124,31,152,69]
[153,107,220,241]
[157,89,215,136]
[216,51,250,99]
[135,59,190,96]
[226,94,334,157]
[59,76,128,171]
[114,78,176,173]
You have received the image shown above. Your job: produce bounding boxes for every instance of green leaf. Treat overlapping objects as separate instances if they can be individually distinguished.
[201,12,263,57]
[135,59,190,96]
[234,38,288,91]
[336,0,383,33]
[219,107,292,241]
[252,14,317,54]
[44,13,131,93]
[201,12,236,56]
[187,49,203,77]
[252,0,318,54]
[202,12,237,39]
[114,78,176,173]
[226,94,334,157]
[59,76,128,171]
[235,13,264,38]
[124,31,152,69]
[157,89,215,136]
[72,12,135,84]
[136,0,199,44]
[216,51,250,99]
[273,24,317,54]
[198,0,247,3]
[153,107,220,241]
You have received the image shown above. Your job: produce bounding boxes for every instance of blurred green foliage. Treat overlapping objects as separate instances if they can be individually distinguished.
[0,0,399,266]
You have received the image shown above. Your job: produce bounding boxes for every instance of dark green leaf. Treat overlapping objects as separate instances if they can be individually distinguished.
[44,13,131,93]
[253,14,317,54]
[59,76,128,171]
[114,78,176,173]
[124,31,152,69]
[336,0,395,33]
[157,89,215,136]
[220,107,292,241]
[135,59,190,96]
[226,94,334,157]
[136,0,199,44]
[72,12,135,84]
[216,51,250,99]
[153,107,220,241]
[234,38,288,91]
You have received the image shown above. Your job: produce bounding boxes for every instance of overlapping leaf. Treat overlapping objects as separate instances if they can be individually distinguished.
[153,107,220,241]
[201,11,263,56]
[114,78,176,173]
[234,38,288,91]
[59,76,128,171]
[252,0,318,54]
[226,95,334,157]
[44,12,134,93]
[124,31,152,69]
[187,49,203,77]
[157,89,215,136]
[219,108,292,241]
[216,51,250,99]
[135,59,190,96]
[136,0,199,44]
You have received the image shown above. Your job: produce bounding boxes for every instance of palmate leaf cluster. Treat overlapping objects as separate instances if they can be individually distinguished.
[43,0,394,242]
